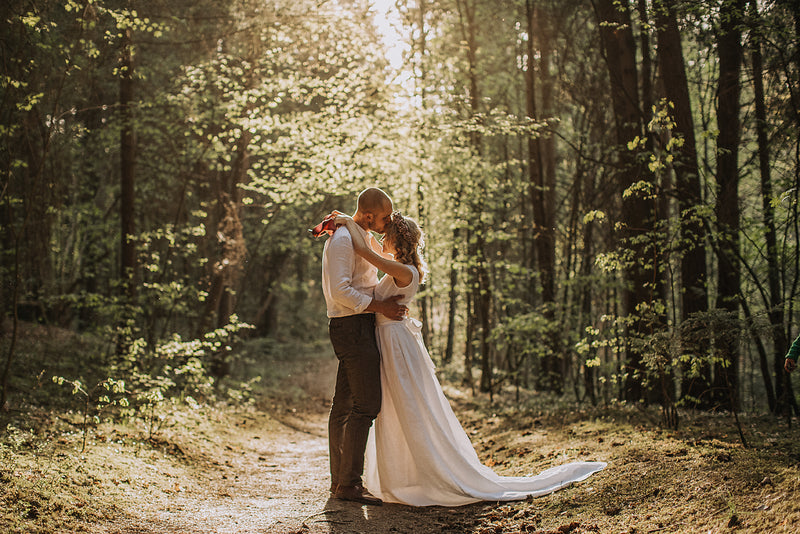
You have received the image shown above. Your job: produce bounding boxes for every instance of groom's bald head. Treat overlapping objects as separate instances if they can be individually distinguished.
[354,187,393,233]
[357,187,392,213]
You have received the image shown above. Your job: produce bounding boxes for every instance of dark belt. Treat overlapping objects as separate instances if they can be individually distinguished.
[329,313,374,325]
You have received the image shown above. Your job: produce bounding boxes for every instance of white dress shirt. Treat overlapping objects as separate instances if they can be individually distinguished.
[322,224,380,318]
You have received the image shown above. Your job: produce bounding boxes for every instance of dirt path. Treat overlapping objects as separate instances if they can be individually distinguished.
[89,360,490,534]
[92,410,489,534]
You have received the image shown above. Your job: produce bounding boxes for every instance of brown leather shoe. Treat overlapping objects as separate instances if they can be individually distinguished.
[334,484,383,506]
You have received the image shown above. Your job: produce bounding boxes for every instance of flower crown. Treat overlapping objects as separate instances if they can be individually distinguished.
[390,211,415,244]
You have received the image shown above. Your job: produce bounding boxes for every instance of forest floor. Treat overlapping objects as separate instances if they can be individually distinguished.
[3,335,800,533]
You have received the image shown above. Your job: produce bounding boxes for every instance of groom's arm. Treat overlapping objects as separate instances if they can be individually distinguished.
[326,233,374,314]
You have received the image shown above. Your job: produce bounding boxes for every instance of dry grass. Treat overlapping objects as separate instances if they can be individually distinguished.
[451,386,800,534]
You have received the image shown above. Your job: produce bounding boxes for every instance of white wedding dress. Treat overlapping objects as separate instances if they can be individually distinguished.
[363,266,606,506]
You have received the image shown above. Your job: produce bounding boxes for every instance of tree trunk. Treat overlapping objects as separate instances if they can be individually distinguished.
[593,0,650,402]
[120,23,137,300]
[456,0,492,395]
[463,275,475,393]
[415,0,432,351]
[538,2,561,393]
[580,184,597,406]
[526,0,561,393]
[748,0,791,414]
[792,0,800,415]
[639,0,672,407]
[713,0,745,411]
[637,0,654,133]
[476,229,493,397]
[444,225,459,364]
[655,0,711,407]
[0,243,21,410]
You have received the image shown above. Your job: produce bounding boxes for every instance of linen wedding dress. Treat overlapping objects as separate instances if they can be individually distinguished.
[363,266,607,506]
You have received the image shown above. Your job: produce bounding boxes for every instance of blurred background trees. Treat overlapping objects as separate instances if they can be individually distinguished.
[2,0,799,425]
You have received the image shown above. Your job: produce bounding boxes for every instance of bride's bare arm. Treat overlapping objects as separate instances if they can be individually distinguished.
[335,216,414,287]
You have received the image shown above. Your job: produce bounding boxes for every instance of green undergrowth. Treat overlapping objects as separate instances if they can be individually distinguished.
[1,322,332,533]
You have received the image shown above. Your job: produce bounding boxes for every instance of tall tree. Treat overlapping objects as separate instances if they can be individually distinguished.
[409,0,433,350]
[455,0,494,394]
[593,0,655,401]
[748,0,788,411]
[747,0,790,414]
[713,0,745,410]
[120,6,136,301]
[654,0,711,407]
[525,0,561,393]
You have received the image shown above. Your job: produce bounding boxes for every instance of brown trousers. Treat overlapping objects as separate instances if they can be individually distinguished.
[328,313,382,488]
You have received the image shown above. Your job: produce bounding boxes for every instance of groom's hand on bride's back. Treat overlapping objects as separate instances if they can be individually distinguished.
[368,295,407,321]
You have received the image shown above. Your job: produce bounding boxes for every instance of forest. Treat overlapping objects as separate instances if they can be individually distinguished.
[2,0,800,532]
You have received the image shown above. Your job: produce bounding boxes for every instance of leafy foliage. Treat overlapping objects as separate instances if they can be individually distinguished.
[1,0,800,429]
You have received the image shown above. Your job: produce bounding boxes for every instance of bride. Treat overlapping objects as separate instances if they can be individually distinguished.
[334,211,606,507]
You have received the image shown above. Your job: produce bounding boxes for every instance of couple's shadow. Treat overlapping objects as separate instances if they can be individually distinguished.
[319,496,485,534]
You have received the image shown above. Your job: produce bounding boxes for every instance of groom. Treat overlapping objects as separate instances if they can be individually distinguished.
[321,187,407,506]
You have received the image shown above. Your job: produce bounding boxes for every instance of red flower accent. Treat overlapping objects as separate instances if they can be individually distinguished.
[309,210,343,238]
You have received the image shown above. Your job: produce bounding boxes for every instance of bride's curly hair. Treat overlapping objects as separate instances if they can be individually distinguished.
[385,211,429,284]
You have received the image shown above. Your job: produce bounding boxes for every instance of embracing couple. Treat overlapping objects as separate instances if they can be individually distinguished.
[315,187,605,507]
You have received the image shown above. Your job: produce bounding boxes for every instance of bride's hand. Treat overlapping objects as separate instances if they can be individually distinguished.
[334,214,353,226]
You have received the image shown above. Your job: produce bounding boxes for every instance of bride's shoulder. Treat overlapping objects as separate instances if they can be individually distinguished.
[400,263,418,277]
[402,264,420,287]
